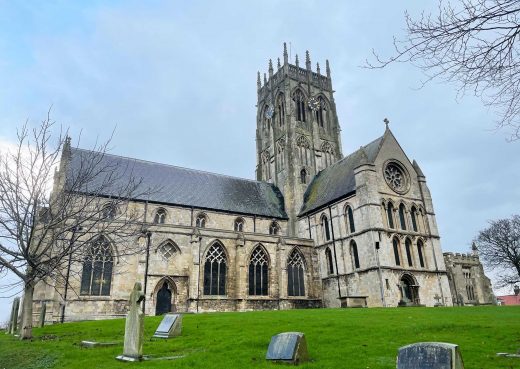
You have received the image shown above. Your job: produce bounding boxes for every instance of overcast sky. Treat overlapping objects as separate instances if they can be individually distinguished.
[1,1,519,321]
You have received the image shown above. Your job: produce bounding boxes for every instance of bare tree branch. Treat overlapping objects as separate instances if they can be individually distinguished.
[367,0,520,140]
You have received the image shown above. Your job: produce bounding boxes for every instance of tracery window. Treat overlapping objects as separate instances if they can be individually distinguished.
[203,243,227,295]
[399,204,407,230]
[315,96,327,128]
[80,235,113,296]
[261,150,271,180]
[269,221,280,235]
[345,205,355,234]
[417,239,425,268]
[101,204,117,220]
[321,141,335,168]
[321,214,331,242]
[158,241,177,261]
[248,246,269,296]
[276,140,285,170]
[293,90,306,122]
[154,208,166,224]
[297,136,311,166]
[405,238,413,267]
[196,213,207,228]
[411,206,418,232]
[393,237,401,266]
[234,217,244,232]
[325,247,334,274]
[351,240,360,269]
[287,249,305,296]
[387,202,395,229]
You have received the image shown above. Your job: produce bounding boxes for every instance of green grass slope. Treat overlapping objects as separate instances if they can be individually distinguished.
[0,306,519,369]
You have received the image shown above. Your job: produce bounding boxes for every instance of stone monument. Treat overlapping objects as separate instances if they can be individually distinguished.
[397,342,465,369]
[116,282,145,362]
[9,297,20,335]
[39,301,47,328]
[153,313,182,338]
[266,332,309,364]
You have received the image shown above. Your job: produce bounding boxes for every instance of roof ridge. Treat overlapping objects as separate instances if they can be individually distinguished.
[71,147,269,185]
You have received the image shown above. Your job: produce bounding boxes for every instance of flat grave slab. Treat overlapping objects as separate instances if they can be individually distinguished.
[153,313,182,338]
[397,342,464,369]
[266,332,309,364]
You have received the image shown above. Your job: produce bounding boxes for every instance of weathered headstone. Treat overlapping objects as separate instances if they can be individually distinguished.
[116,282,145,362]
[81,340,119,348]
[266,332,309,364]
[397,342,465,369]
[9,297,20,335]
[153,313,182,338]
[39,301,47,328]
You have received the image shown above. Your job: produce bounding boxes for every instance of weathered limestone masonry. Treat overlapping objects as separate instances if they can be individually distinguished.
[444,246,495,305]
[33,45,466,322]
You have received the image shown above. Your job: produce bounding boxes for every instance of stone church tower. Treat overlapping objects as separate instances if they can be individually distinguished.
[256,43,343,236]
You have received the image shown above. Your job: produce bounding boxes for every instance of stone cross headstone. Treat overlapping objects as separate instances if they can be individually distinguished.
[9,297,20,335]
[39,301,47,328]
[153,313,182,338]
[397,342,465,369]
[266,332,309,364]
[116,282,145,362]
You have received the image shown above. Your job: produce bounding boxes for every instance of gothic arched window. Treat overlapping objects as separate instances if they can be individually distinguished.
[399,204,407,230]
[315,96,328,128]
[276,140,285,170]
[321,141,335,168]
[261,150,271,180]
[405,238,413,267]
[293,90,306,122]
[196,213,207,228]
[234,217,244,232]
[345,205,355,234]
[300,168,307,184]
[325,247,334,274]
[417,239,425,268]
[80,235,113,296]
[351,240,360,269]
[203,243,227,295]
[410,206,418,232]
[269,221,280,235]
[249,246,269,296]
[387,202,395,229]
[321,214,331,241]
[277,94,285,127]
[287,249,305,296]
[393,237,401,266]
[154,208,167,224]
[101,204,117,220]
[296,136,310,166]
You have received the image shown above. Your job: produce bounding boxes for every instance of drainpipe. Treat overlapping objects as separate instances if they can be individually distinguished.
[375,231,386,307]
[328,206,342,303]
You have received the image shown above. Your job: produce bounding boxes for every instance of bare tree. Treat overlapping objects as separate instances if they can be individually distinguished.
[368,0,520,140]
[0,114,152,339]
[475,214,520,287]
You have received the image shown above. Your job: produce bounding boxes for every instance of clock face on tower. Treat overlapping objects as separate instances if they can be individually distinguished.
[308,97,320,112]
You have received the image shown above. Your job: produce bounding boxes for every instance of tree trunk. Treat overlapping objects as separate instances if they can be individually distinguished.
[20,281,34,340]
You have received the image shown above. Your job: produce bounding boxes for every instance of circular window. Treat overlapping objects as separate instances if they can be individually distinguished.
[384,161,409,194]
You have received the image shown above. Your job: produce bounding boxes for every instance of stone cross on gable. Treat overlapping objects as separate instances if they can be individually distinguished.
[117,282,145,362]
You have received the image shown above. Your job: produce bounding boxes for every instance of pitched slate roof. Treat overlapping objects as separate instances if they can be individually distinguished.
[67,147,287,219]
[299,134,385,216]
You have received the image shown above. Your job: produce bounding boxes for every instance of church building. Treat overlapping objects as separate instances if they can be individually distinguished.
[34,44,454,322]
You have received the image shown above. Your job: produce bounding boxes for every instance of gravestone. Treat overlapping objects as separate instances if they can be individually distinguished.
[397,342,464,369]
[153,313,182,338]
[39,301,47,328]
[81,340,119,348]
[116,282,145,362]
[9,297,20,335]
[266,332,309,364]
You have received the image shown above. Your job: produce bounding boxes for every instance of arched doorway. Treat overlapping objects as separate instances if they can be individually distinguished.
[155,281,172,315]
[399,274,420,306]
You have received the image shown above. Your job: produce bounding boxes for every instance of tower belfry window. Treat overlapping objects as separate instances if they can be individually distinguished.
[300,168,307,184]
[277,94,285,127]
[293,90,306,122]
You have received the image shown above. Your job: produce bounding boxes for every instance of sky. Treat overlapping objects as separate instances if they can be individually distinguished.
[0,1,519,321]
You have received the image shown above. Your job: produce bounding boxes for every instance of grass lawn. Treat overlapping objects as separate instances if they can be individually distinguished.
[0,306,519,369]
